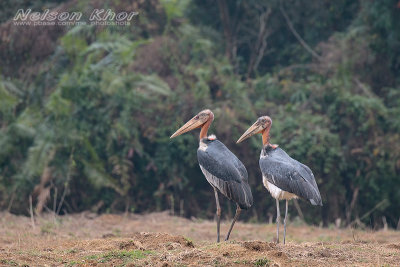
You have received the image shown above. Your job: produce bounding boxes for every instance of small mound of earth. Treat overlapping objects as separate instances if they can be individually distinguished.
[317,248,332,257]
[387,243,400,250]
[118,240,145,250]
[242,241,275,251]
[270,250,288,260]
[129,232,195,250]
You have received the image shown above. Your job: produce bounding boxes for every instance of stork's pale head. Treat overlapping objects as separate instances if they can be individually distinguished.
[170,109,214,138]
[236,116,272,143]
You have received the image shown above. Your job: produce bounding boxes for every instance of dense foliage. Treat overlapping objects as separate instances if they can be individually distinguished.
[0,0,399,228]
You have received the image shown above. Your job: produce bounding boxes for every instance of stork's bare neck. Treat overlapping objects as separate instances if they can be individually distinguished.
[262,128,270,146]
[199,112,214,139]
[262,129,279,149]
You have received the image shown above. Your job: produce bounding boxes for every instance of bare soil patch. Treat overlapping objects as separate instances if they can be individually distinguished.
[1,211,399,266]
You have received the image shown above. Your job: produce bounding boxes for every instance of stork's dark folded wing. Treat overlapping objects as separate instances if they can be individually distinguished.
[197,140,253,209]
[260,148,322,206]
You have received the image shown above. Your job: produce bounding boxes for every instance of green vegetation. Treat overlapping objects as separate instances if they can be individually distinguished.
[0,0,399,229]
[65,261,78,267]
[99,250,152,262]
[234,260,251,265]
[0,259,18,266]
[82,250,152,265]
[254,258,271,266]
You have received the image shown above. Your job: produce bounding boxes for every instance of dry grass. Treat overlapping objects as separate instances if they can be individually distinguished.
[1,211,399,266]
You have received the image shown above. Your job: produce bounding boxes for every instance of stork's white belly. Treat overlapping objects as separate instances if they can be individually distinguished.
[262,176,298,200]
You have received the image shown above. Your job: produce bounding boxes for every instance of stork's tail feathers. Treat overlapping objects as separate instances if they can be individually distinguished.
[237,182,253,210]
[308,188,322,206]
[310,197,323,206]
[218,179,253,210]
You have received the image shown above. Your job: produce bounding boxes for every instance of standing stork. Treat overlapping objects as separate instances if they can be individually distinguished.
[236,116,322,244]
[170,109,253,242]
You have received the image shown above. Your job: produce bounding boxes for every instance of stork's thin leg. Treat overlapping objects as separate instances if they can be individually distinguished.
[225,205,241,241]
[214,187,221,243]
[283,200,288,245]
[276,199,280,243]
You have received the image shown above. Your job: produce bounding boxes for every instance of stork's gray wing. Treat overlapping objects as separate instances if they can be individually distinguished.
[260,147,322,206]
[197,140,253,209]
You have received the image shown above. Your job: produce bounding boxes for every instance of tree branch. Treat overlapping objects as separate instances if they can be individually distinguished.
[246,6,272,77]
[280,3,322,61]
[217,0,233,59]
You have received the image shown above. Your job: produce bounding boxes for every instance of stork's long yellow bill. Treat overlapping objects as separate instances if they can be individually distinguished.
[236,121,264,143]
[170,113,209,139]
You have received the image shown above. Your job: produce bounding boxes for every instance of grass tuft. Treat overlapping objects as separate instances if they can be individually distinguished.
[0,259,18,266]
[254,258,271,266]
[84,249,153,264]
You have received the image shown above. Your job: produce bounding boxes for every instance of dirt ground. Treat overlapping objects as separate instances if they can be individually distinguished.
[0,211,399,266]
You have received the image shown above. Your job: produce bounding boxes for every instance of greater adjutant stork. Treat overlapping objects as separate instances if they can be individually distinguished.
[170,109,253,242]
[237,116,322,244]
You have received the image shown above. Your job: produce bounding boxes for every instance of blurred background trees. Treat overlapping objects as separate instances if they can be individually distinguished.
[0,0,399,229]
